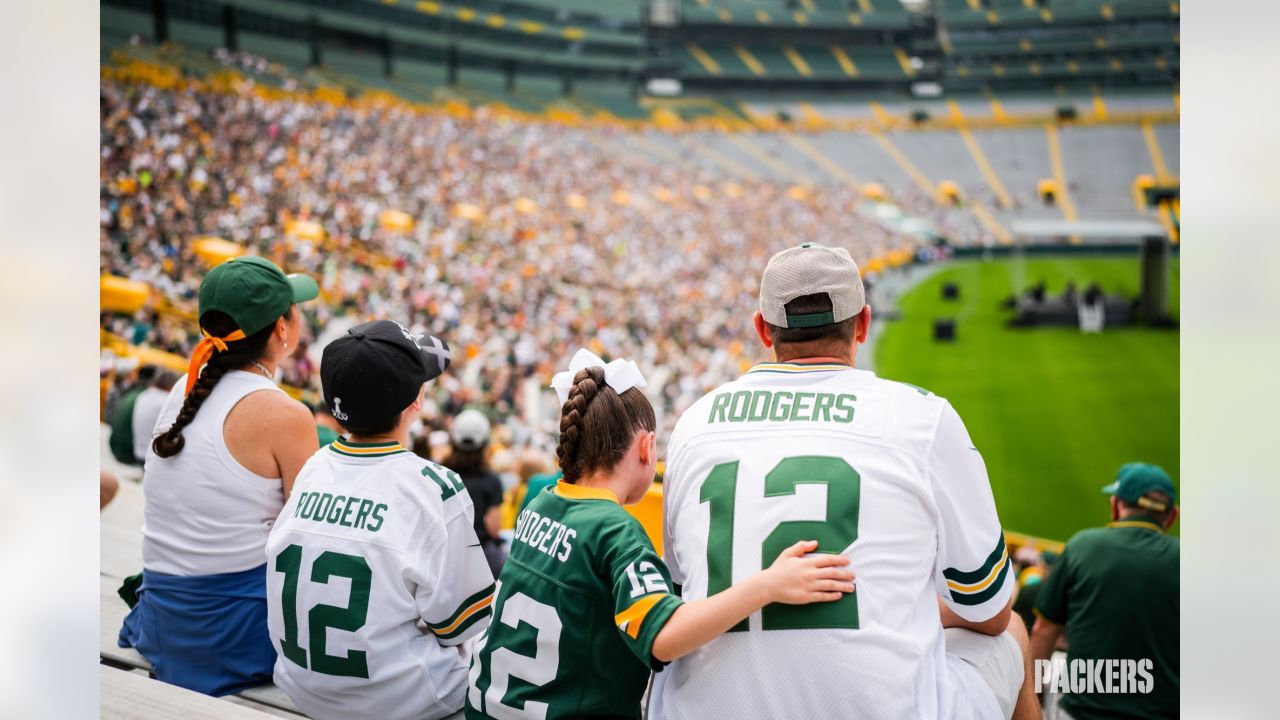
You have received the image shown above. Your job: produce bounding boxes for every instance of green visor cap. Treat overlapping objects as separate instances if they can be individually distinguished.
[1101,462,1176,508]
[198,255,319,335]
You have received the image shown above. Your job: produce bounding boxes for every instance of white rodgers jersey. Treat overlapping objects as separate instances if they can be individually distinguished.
[660,362,1013,720]
[266,439,495,720]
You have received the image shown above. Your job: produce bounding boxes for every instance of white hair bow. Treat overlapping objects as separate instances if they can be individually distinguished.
[550,348,648,406]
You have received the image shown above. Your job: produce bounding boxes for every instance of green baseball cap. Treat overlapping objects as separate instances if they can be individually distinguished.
[198,255,319,335]
[1102,462,1176,511]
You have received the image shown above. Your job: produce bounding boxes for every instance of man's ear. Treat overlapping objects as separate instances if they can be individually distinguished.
[854,305,872,344]
[753,311,774,349]
[1109,496,1121,522]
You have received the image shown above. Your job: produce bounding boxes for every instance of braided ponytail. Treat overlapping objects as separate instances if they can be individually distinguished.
[555,367,604,481]
[151,309,284,459]
[554,366,655,483]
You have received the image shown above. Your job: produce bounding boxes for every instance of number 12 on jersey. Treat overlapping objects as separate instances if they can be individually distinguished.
[700,456,861,630]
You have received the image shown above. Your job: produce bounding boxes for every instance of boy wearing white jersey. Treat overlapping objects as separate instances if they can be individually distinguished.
[657,244,1040,720]
[266,320,494,720]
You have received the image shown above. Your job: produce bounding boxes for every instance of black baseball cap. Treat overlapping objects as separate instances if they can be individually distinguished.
[321,320,452,429]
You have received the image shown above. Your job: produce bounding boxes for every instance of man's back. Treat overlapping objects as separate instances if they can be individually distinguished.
[1036,520,1179,719]
[661,362,1013,720]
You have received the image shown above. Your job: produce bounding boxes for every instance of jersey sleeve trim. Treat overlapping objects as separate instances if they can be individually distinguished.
[943,534,1012,606]
[427,583,495,640]
[1031,606,1063,624]
[615,593,673,639]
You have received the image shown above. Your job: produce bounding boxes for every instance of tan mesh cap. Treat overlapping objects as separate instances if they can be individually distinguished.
[759,243,866,328]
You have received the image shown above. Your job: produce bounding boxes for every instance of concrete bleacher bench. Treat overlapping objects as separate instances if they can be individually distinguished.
[103,665,287,719]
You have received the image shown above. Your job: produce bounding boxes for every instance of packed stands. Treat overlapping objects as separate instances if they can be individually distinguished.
[99,56,924,450]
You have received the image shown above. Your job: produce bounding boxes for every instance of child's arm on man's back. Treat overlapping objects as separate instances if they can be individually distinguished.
[650,540,854,662]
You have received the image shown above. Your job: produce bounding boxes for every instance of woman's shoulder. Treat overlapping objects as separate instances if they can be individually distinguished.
[225,386,315,448]
[233,386,312,423]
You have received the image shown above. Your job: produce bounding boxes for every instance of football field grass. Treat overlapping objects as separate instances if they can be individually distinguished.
[875,255,1179,541]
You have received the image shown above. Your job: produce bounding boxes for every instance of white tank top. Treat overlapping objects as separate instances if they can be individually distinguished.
[141,370,287,576]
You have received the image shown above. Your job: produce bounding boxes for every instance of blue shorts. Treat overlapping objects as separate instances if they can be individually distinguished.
[118,564,276,696]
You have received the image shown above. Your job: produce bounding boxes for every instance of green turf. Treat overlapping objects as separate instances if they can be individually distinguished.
[875,256,1179,542]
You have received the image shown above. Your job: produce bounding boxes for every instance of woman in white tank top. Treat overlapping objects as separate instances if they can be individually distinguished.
[118,256,321,696]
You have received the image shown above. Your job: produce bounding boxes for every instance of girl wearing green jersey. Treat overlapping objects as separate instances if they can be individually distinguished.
[467,351,855,720]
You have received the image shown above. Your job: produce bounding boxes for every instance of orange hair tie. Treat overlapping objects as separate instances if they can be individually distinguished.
[184,328,247,396]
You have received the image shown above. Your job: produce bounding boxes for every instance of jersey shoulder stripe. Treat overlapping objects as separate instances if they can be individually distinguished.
[943,534,1011,606]
[614,593,671,639]
[427,583,495,639]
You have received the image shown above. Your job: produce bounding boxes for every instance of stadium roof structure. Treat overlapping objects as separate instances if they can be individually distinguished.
[103,0,1178,110]
[1010,217,1169,241]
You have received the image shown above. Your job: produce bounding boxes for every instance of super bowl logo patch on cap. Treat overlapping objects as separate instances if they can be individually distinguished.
[331,397,350,421]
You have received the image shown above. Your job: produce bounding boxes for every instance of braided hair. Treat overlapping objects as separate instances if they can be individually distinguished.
[151,309,284,458]
[555,366,656,483]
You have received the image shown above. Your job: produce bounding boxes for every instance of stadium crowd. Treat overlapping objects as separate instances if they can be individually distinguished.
[99,57,917,451]
[99,52,1179,720]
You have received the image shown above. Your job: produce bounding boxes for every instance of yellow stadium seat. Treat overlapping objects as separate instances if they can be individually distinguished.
[453,203,484,220]
[624,484,665,553]
[1037,179,1058,204]
[286,220,326,241]
[101,275,151,314]
[938,180,962,205]
[378,209,415,233]
[191,236,245,266]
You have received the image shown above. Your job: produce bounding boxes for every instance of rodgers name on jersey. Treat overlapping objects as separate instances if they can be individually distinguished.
[510,506,577,562]
[288,490,388,533]
[706,389,858,425]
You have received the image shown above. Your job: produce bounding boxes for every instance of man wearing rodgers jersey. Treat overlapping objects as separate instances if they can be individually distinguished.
[466,350,855,720]
[266,320,494,720]
[657,244,1040,720]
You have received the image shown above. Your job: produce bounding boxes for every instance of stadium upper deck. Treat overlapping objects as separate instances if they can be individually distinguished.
[102,0,1178,109]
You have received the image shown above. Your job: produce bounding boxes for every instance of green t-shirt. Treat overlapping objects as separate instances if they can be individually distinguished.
[316,424,339,448]
[518,470,562,514]
[1036,517,1179,719]
[467,482,683,720]
[108,386,145,465]
[1012,580,1041,635]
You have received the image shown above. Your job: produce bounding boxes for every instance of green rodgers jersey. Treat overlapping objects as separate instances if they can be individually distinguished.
[466,481,684,720]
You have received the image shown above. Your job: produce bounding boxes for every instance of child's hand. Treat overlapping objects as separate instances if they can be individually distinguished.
[762,540,856,605]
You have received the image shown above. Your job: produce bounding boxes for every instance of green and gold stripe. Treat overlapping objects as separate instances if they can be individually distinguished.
[428,584,495,640]
[944,534,1011,606]
[330,439,409,458]
[614,593,669,639]
[1107,518,1166,533]
[747,362,850,375]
